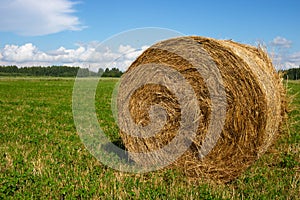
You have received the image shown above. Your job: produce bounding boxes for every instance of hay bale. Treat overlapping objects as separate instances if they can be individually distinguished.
[117,36,286,182]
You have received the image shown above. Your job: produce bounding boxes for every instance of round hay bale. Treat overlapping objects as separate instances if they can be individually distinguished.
[117,36,286,182]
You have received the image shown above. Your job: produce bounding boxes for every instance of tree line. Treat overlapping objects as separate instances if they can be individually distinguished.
[279,67,300,80]
[0,66,123,77]
[1,65,299,80]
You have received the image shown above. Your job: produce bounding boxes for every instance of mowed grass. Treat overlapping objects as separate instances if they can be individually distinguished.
[0,77,299,199]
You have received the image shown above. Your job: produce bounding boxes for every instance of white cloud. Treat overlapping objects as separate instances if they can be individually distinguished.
[283,62,299,69]
[118,45,149,60]
[0,42,149,71]
[288,52,300,63]
[2,43,38,62]
[271,51,300,70]
[118,45,134,54]
[0,0,83,36]
[280,52,300,69]
[269,36,292,49]
[1,39,298,71]
[268,36,300,70]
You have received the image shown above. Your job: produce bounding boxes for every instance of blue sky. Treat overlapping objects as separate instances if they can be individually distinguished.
[0,0,299,70]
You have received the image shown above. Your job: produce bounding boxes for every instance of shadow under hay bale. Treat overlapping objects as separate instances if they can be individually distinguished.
[118,36,287,183]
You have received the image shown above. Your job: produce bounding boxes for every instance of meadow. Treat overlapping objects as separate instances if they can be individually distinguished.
[0,77,299,199]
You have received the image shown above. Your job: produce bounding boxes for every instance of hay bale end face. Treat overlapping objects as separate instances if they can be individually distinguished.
[118,36,286,182]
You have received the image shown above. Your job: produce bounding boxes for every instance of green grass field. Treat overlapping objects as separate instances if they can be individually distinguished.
[0,77,299,199]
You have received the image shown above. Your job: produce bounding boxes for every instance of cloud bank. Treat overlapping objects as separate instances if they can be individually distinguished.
[269,36,300,69]
[270,36,292,49]
[0,42,149,72]
[0,0,83,36]
[0,36,299,71]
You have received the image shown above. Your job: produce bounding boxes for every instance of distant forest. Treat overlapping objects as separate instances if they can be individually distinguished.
[1,65,299,80]
[280,67,300,80]
[0,65,123,77]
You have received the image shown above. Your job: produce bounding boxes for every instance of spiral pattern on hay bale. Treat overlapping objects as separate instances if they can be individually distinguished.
[117,36,286,182]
